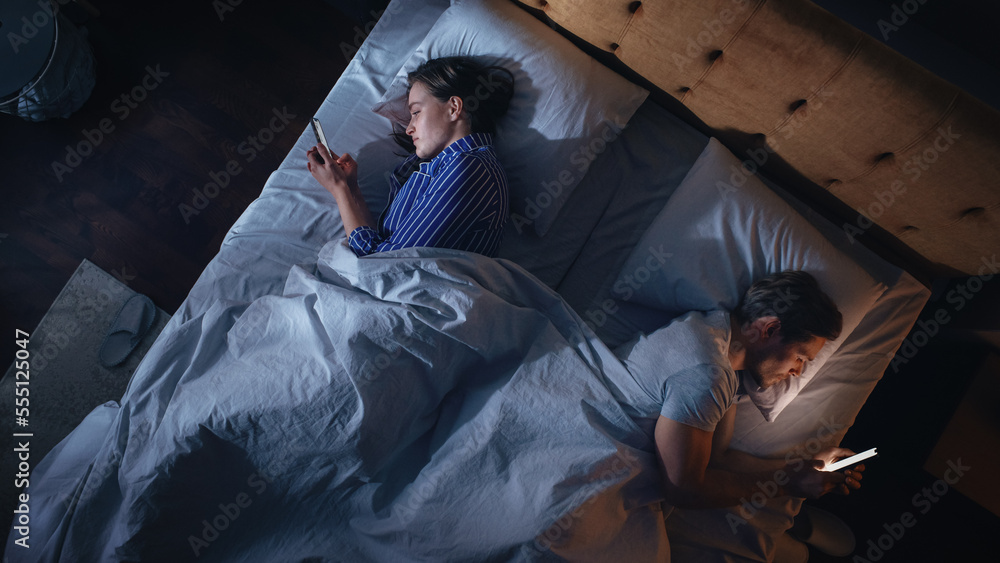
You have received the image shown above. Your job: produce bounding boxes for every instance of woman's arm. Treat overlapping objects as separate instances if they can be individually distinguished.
[307,144,375,235]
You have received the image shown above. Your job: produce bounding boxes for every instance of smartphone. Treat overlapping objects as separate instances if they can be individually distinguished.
[311,117,331,154]
[823,447,877,472]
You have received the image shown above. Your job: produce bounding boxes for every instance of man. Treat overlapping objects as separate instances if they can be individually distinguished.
[615,270,864,509]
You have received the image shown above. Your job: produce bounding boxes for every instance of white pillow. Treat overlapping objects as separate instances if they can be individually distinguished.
[370,0,648,237]
[614,138,887,421]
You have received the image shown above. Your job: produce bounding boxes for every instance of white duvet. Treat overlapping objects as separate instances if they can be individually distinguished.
[8,242,669,562]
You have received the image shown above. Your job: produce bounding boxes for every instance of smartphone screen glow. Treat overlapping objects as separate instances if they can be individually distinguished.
[823,447,877,472]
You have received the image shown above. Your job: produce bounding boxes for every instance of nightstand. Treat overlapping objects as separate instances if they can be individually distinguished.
[0,0,96,121]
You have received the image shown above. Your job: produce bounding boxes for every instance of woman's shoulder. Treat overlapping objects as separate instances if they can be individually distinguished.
[421,152,504,198]
[436,142,503,174]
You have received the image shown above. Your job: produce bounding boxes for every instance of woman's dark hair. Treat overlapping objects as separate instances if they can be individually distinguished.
[733,270,842,343]
[392,56,514,152]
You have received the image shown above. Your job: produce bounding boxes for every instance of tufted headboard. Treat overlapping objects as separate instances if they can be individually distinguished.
[513,0,1000,276]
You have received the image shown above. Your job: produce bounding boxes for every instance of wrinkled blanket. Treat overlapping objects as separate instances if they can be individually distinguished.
[9,242,668,562]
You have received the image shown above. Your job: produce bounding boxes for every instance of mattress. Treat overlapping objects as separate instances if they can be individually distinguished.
[6,0,930,560]
[177,0,930,553]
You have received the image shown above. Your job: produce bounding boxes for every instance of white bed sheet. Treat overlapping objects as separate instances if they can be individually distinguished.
[150,0,930,560]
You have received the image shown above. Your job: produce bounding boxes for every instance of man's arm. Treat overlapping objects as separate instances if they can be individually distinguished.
[655,410,859,509]
[708,405,787,473]
[710,407,864,478]
[655,414,789,508]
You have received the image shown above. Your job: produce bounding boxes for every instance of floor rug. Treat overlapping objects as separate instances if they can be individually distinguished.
[1,259,171,534]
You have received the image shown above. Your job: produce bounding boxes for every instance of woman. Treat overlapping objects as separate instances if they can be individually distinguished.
[307,57,515,258]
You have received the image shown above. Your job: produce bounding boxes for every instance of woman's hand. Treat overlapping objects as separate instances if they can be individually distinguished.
[306,144,374,235]
[307,144,358,196]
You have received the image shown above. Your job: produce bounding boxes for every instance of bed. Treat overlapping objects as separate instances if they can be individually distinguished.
[12,0,984,560]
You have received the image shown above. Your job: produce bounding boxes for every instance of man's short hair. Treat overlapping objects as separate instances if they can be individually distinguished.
[734,270,842,343]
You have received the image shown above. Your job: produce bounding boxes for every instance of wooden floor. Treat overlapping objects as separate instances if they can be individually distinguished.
[0,0,360,360]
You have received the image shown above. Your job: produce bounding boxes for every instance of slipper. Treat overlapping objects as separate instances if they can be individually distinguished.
[772,531,809,563]
[98,293,157,368]
[790,504,856,557]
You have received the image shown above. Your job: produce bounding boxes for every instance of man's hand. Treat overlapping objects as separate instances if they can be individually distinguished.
[785,458,863,499]
[815,446,866,495]
[812,447,856,470]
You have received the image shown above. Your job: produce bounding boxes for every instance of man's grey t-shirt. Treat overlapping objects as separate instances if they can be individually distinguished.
[611,310,739,433]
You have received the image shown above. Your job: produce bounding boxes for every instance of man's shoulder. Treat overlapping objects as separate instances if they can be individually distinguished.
[619,310,734,382]
[671,309,730,331]
[663,310,731,357]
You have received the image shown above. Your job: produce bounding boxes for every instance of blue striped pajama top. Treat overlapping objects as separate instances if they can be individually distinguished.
[348,133,509,258]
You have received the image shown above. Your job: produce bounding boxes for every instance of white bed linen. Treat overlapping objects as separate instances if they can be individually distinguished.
[15,0,931,560]
[12,242,675,561]
[150,0,931,558]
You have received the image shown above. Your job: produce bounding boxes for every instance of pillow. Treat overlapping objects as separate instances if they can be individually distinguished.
[370,0,648,237]
[614,138,887,421]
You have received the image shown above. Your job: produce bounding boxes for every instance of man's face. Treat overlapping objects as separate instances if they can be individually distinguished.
[745,331,826,389]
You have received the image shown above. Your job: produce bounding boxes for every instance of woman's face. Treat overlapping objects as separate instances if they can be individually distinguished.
[405,81,462,159]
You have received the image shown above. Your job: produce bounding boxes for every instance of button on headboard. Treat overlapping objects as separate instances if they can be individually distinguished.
[514,0,999,275]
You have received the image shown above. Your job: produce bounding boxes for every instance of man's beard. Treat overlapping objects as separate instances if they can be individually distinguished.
[744,347,781,389]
